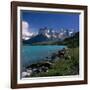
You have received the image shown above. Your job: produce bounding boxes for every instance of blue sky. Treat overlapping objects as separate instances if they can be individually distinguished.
[21,10,80,34]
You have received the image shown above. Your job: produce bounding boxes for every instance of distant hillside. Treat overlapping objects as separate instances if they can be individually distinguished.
[49,32,79,48]
[63,32,79,48]
[23,34,49,44]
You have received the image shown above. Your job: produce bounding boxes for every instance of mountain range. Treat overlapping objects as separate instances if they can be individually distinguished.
[23,32,78,45]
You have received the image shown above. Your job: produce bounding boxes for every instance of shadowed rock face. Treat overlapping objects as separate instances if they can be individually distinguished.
[51,49,66,59]
[23,34,49,44]
[51,53,57,60]
[51,47,69,60]
[57,51,65,58]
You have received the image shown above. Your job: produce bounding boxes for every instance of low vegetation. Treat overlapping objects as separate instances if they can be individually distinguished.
[30,47,79,77]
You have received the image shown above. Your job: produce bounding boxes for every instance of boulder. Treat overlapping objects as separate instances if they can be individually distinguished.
[22,71,31,77]
[39,61,52,69]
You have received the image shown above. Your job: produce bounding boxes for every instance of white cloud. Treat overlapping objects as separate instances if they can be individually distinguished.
[22,21,33,40]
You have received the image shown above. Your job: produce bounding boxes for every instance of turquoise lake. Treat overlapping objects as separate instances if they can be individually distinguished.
[21,45,66,67]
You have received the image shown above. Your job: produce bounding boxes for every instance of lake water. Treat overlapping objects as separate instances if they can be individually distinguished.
[21,45,66,67]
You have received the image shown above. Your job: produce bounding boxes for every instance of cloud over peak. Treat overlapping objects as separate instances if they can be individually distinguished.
[22,21,33,40]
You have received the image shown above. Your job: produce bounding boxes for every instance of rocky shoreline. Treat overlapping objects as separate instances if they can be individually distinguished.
[22,47,71,78]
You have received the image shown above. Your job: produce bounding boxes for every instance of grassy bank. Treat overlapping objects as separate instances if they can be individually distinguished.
[30,47,79,77]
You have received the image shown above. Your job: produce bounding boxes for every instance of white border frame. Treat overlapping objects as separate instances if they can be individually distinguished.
[17,6,84,84]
